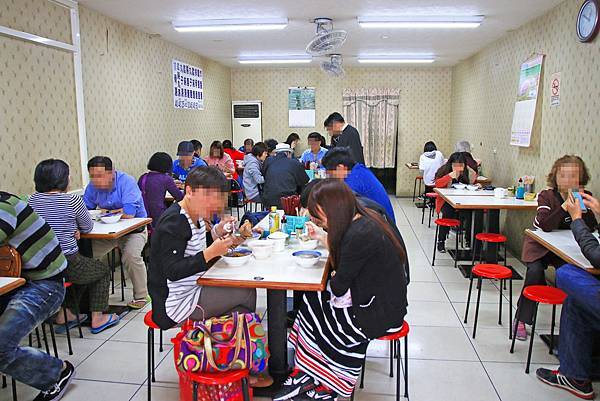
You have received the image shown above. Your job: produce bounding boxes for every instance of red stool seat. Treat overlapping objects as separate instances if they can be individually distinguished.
[144,311,160,329]
[434,218,460,227]
[523,285,567,305]
[472,264,512,280]
[64,282,72,288]
[475,233,507,243]
[416,175,423,180]
[425,192,438,198]
[187,369,250,385]
[378,321,410,341]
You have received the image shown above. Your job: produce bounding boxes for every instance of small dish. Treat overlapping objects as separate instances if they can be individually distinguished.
[222,248,252,267]
[267,232,289,253]
[100,213,122,224]
[292,250,322,268]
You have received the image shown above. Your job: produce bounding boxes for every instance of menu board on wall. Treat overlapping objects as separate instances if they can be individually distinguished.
[510,54,544,147]
[172,59,203,110]
[288,87,316,127]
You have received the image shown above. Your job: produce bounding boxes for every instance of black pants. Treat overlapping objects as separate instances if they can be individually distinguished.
[438,203,472,244]
[516,253,566,324]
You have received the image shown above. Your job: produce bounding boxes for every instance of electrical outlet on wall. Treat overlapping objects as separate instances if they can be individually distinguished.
[493,148,497,155]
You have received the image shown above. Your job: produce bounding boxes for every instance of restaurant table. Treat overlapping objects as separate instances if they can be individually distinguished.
[434,188,495,197]
[198,219,328,395]
[405,162,419,170]
[0,277,26,295]
[437,194,538,278]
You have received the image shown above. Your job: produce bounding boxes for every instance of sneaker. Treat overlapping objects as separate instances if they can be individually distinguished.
[273,370,317,401]
[437,241,446,253]
[33,361,75,401]
[536,368,594,399]
[513,318,527,341]
[294,385,337,401]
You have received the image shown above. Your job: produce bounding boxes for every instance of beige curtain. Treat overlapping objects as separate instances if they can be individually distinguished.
[342,88,400,168]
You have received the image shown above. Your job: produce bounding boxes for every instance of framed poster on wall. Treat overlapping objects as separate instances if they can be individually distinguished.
[509,54,544,147]
[288,87,315,127]
[172,59,203,110]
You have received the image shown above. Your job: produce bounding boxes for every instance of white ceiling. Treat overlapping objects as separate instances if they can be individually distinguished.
[78,0,564,67]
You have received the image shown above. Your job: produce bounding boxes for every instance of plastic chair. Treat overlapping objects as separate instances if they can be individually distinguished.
[510,285,567,373]
[359,321,410,401]
[412,176,423,202]
[464,264,513,339]
[432,218,460,268]
[143,311,164,401]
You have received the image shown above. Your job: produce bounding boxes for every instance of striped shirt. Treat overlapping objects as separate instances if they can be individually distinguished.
[0,192,67,281]
[165,208,206,323]
[29,192,94,256]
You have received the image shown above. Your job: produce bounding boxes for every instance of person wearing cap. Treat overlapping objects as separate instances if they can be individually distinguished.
[173,141,207,182]
[261,143,309,209]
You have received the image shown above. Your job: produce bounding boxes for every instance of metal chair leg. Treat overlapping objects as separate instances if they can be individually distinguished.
[525,303,539,373]
[509,279,513,339]
[498,280,503,326]
[159,330,163,352]
[472,277,483,339]
[389,341,394,378]
[550,305,556,355]
[395,340,401,401]
[359,358,366,389]
[147,328,152,401]
[464,272,475,323]
[41,324,50,355]
[432,225,439,266]
[404,336,409,399]
[63,308,73,355]
[47,322,58,358]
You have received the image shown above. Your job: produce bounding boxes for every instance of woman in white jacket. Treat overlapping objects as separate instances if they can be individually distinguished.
[419,141,445,194]
[242,142,268,202]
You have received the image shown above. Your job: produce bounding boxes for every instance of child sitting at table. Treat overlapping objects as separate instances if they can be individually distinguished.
[434,152,477,252]
[514,155,597,341]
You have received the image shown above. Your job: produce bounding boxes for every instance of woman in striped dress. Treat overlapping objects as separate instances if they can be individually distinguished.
[274,179,408,401]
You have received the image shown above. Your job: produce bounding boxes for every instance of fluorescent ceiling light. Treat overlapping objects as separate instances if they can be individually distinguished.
[238,57,312,64]
[358,16,484,29]
[173,18,288,32]
[358,57,436,64]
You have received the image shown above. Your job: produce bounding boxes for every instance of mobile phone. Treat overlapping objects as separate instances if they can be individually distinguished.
[571,189,587,212]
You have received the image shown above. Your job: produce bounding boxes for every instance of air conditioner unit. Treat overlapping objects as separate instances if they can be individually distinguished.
[232,101,262,147]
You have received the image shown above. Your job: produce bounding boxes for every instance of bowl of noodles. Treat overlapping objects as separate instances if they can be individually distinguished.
[222,248,253,267]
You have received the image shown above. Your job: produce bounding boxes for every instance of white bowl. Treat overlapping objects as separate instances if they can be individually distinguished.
[222,248,252,267]
[100,213,122,224]
[246,240,274,260]
[297,239,318,250]
[293,251,322,268]
[267,232,289,253]
[452,183,467,190]
[466,185,479,191]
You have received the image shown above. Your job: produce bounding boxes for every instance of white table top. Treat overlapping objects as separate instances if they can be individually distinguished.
[525,229,599,271]
[444,195,538,210]
[80,217,152,239]
[435,188,496,197]
[0,277,26,295]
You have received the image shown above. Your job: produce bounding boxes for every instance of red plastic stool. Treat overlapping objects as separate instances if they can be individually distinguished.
[412,176,423,202]
[472,233,508,267]
[144,311,164,401]
[510,285,567,373]
[421,192,438,227]
[432,218,460,268]
[360,321,409,401]
[464,264,513,339]
[187,370,252,401]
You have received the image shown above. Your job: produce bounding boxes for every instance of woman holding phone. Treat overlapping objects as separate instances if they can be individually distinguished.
[514,155,597,341]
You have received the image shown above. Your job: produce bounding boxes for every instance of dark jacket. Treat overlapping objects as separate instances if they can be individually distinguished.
[148,203,210,330]
[335,125,365,165]
[571,218,600,268]
[330,216,408,339]
[261,154,309,208]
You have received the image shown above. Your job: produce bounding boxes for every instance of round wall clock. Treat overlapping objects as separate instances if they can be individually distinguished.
[577,0,599,42]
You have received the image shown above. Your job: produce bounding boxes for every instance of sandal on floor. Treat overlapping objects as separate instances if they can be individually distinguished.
[90,314,121,334]
[127,297,149,310]
[249,374,274,388]
[54,314,89,334]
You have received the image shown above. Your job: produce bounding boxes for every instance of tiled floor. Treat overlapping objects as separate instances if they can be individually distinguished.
[2,197,590,401]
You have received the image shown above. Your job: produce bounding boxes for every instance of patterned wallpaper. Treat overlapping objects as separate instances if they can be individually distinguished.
[231,67,453,195]
[0,0,81,195]
[451,0,600,253]
[79,6,232,180]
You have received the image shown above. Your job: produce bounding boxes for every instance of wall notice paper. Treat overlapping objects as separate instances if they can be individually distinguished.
[288,87,315,127]
[172,59,203,110]
[550,72,561,107]
[510,54,544,147]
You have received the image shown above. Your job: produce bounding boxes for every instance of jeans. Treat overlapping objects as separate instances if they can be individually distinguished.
[0,279,65,390]
[556,264,600,381]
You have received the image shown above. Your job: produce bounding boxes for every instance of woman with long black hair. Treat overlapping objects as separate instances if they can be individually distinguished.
[274,179,408,401]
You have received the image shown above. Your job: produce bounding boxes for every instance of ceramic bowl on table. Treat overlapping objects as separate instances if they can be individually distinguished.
[292,251,322,268]
[89,210,102,220]
[267,231,289,253]
[99,213,122,224]
[466,185,479,191]
[452,183,467,190]
[222,248,252,267]
[246,240,274,260]
[297,239,318,250]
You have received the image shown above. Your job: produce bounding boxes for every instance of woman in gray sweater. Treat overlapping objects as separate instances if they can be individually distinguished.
[242,142,268,203]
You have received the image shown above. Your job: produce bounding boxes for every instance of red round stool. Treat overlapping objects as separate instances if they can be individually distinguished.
[464,264,513,339]
[144,311,164,401]
[432,218,460,267]
[509,285,567,373]
[412,175,423,201]
[360,321,410,401]
[472,232,508,267]
[421,192,438,227]
[188,370,252,401]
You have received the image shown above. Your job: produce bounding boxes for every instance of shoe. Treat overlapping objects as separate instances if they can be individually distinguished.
[513,318,527,341]
[293,385,337,401]
[536,368,594,399]
[273,370,317,401]
[437,241,446,253]
[33,361,75,401]
[127,295,150,309]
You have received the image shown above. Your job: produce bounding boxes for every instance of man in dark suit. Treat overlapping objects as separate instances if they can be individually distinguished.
[324,112,365,165]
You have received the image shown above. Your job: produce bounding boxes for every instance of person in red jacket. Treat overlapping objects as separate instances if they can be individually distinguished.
[514,155,597,341]
[222,140,244,181]
[433,152,477,253]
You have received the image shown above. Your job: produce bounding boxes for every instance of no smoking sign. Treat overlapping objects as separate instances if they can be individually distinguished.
[550,72,561,107]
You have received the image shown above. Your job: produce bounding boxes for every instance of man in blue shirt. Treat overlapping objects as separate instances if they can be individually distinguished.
[83,156,149,309]
[172,141,207,182]
[300,132,328,168]
[321,147,396,223]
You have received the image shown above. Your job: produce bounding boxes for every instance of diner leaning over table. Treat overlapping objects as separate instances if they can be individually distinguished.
[535,191,600,399]
[206,140,236,179]
[299,132,328,169]
[83,156,150,309]
[274,179,408,401]
[433,152,478,253]
[29,159,120,333]
[173,140,207,182]
[514,155,597,341]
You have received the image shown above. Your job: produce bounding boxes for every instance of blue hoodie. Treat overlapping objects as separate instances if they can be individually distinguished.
[344,164,395,223]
